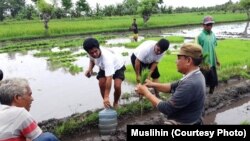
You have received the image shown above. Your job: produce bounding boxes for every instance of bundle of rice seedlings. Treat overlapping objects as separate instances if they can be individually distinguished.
[140,69,150,84]
[139,68,150,116]
[200,53,210,71]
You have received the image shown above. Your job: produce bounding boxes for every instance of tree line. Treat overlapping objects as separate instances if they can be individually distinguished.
[0,0,245,21]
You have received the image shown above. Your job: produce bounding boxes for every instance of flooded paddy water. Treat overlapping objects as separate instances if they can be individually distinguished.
[0,21,250,123]
[215,98,250,124]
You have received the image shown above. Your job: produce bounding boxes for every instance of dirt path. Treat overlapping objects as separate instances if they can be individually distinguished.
[57,78,250,141]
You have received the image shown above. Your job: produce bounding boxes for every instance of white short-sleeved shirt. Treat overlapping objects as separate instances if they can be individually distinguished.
[0,105,42,141]
[90,47,125,77]
[134,40,165,64]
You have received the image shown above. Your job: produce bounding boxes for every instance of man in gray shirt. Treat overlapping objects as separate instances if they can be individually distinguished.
[135,43,206,125]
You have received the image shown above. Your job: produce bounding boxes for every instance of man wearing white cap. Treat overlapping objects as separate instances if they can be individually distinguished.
[198,16,220,94]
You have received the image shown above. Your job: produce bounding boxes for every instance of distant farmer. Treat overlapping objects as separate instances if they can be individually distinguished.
[197,16,220,94]
[131,38,169,98]
[131,18,138,42]
[83,38,126,108]
[135,43,206,125]
[0,78,59,141]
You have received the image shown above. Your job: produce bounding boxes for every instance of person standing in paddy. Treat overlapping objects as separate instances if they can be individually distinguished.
[131,18,139,42]
[83,38,126,109]
[198,16,220,94]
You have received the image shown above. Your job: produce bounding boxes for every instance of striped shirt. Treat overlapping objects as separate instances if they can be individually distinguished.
[0,105,42,141]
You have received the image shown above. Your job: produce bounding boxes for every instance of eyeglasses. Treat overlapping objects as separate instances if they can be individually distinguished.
[177,55,191,60]
[205,23,213,26]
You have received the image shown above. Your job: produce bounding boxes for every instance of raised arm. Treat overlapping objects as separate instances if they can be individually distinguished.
[145,79,171,93]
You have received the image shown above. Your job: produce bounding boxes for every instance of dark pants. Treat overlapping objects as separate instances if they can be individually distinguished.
[131,54,160,79]
[96,66,126,81]
[201,66,218,93]
[193,118,203,125]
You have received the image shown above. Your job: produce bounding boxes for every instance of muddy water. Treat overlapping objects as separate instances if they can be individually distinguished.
[204,96,250,124]
[1,21,249,122]
[161,21,250,39]
[215,97,250,124]
[0,48,135,122]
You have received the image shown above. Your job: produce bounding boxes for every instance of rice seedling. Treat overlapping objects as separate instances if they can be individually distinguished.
[140,69,150,84]
[138,68,150,116]
[121,52,129,56]
[200,53,210,71]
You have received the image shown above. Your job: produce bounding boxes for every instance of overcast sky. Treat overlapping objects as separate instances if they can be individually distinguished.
[26,0,240,8]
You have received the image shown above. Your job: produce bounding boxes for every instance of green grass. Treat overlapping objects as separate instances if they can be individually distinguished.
[124,36,184,48]
[0,12,246,40]
[125,53,182,84]
[216,39,250,81]
[54,100,153,137]
[54,112,98,136]
[240,120,250,125]
[165,36,184,43]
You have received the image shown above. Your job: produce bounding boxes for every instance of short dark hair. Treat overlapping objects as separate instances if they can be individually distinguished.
[157,38,169,52]
[83,38,100,52]
[192,57,202,66]
[183,55,202,66]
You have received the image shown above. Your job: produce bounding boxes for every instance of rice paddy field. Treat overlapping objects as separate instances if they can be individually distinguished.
[0,12,246,40]
[0,12,250,123]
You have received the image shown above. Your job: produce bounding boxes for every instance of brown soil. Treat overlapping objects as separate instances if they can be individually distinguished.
[39,78,250,141]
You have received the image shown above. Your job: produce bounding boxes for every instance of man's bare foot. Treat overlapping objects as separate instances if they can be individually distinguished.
[113,103,119,109]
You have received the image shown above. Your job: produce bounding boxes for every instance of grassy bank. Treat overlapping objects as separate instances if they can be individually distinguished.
[0,12,246,41]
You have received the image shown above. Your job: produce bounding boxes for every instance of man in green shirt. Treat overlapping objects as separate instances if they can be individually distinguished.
[198,16,220,94]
